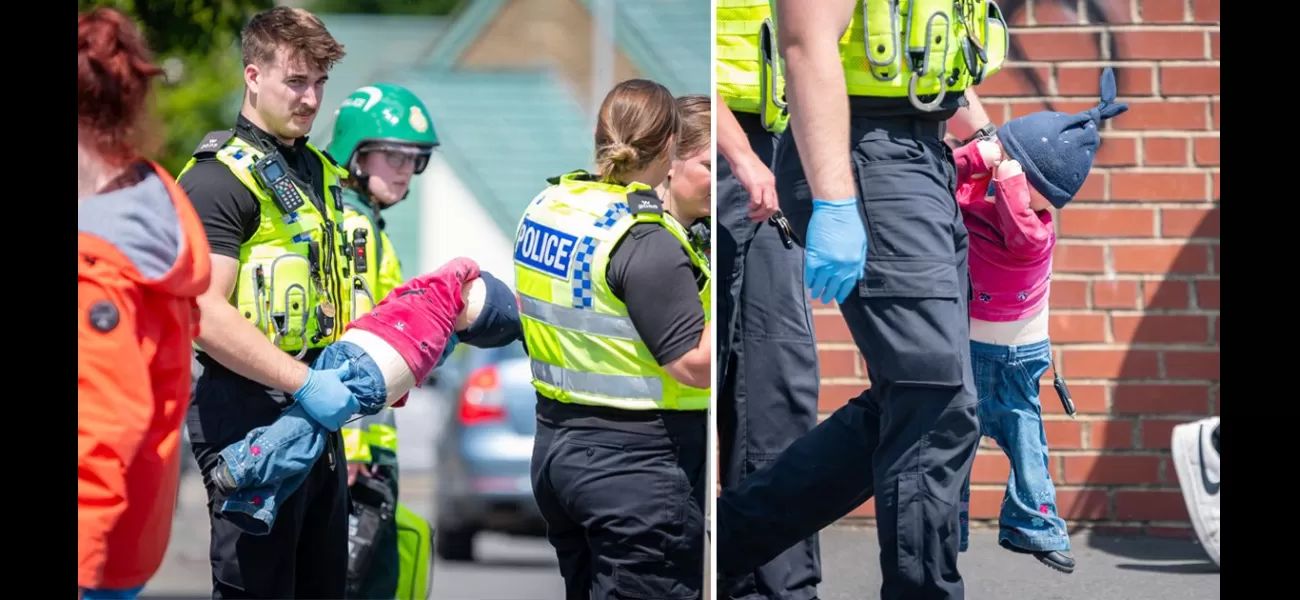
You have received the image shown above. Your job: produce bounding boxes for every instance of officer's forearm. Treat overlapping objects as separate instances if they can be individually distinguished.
[948,88,995,142]
[781,26,855,200]
[195,295,310,394]
[664,321,712,389]
[716,95,760,168]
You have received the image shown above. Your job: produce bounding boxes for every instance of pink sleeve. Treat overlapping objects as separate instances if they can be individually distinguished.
[952,142,992,209]
[990,173,1054,257]
[348,258,481,384]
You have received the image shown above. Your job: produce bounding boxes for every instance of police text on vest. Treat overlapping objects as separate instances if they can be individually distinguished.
[515,218,578,278]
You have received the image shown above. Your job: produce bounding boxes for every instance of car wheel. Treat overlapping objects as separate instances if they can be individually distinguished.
[435,528,475,562]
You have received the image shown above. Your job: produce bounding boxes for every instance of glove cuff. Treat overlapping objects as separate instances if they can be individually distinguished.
[812,197,858,207]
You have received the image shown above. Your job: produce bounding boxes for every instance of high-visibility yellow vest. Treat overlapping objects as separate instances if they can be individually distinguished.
[340,191,405,323]
[513,171,711,412]
[179,132,353,358]
[831,0,1010,111]
[338,189,404,463]
[717,0,788,133]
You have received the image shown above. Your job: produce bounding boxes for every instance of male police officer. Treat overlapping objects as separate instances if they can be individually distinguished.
[715,1,1006,599]
[179,7,358,598]
[715,2,822,599]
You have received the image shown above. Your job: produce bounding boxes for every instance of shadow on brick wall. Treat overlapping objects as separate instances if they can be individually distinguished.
[1078,206,1219,571]
[965,0,1221,565]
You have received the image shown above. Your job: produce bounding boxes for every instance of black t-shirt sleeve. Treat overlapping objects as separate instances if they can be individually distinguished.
[179,159,261,259]
[606,223,705,366]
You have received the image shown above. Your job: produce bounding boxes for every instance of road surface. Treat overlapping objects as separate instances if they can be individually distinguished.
[139,387,1217,600]
[141,388,566,600]
[815,525,1220,600]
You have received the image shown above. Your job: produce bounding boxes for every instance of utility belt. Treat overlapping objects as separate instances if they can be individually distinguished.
[846,0,1009,113]
[347,473,397,596]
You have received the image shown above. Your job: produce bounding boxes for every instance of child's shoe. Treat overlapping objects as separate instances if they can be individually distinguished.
[999,539,1076,574]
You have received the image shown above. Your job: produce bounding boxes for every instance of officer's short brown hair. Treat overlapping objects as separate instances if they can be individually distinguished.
[241,7,345,73]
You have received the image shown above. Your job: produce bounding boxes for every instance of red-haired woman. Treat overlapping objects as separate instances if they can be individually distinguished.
[77,7,211,600]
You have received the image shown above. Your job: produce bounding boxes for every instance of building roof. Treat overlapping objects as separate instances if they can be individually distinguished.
[311,13,454,149]
[577,0,710,95]
[388,68,595,234]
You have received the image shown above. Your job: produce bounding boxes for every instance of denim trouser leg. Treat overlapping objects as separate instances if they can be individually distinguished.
[959,339,1071,553]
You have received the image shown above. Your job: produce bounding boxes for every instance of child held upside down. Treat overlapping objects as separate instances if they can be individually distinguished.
[209,257,522,534]
[954,68,1127,574]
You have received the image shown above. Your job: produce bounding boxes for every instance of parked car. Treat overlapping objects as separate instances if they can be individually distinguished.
[433,342,546,561]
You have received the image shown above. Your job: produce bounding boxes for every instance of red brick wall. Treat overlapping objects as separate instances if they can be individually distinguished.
[819,0,1220,535]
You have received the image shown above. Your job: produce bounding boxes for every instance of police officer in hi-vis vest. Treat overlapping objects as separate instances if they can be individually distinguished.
[715,2,823,598]
[326,82,439,600]
[178,7,359,598]
[715,1,1008,598]
[515,79,713,600]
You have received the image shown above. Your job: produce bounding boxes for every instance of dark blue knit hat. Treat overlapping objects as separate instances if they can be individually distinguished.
[996,67,1129,208]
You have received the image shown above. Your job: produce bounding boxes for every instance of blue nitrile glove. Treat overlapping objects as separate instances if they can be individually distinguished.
[804,198,868,305]
[293,366,360,431]
[437,334,459,368]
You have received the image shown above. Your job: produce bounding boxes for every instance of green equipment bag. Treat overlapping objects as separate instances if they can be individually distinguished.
[394,503,434,600]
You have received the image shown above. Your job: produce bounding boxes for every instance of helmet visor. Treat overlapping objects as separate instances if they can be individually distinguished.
[360,143,434,174]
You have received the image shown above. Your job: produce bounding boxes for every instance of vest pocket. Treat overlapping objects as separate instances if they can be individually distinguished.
[235,262,270,330]
[267,253,313,351]
[351,276,376,322]
[982,1,1009,77]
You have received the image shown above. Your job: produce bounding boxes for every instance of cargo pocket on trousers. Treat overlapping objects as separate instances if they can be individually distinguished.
[613,558,699,600]
[895,471,925,585]
[857,259,966,387]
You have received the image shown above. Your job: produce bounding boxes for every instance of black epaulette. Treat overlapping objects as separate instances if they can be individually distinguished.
[192,130,234,158]
[320,148,342,168]
[627,189,664,215]
[546,169,591,185]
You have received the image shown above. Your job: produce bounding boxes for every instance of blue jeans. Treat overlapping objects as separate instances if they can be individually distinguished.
[82,586,144,600]
[959,338,1071,553]
[216,340,388,535]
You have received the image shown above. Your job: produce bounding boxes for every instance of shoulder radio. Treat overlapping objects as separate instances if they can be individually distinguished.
[252,152,307,215]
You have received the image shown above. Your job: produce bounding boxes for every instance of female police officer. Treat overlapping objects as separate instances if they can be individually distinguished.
[513,79,713,600]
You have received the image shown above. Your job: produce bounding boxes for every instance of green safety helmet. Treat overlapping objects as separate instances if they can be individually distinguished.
[328,83,440,175]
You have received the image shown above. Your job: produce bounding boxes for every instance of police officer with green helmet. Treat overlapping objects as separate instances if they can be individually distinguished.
[326,82,438,600]
[515,78,713,599]
[715,1,1008,598]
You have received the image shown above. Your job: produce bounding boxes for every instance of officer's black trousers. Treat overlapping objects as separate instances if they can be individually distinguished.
[716,115,981,600]
[716,112,822,600]
[189,372,350,599]
[530,411,707,600]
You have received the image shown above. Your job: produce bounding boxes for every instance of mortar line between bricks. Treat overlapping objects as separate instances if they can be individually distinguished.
[996,97,1214,103]
[1057,239,1217,245]
[1008,24,1219,33]
[1095,166,1217,173]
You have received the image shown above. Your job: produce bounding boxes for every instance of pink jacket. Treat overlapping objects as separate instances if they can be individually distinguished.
[954,142,1055,322]
[345,258,480,407]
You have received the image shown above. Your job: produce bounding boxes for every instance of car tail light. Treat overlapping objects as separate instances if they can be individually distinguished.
[459,365,506,424]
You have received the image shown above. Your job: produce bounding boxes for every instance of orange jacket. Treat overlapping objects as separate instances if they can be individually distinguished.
[78,161,211,590]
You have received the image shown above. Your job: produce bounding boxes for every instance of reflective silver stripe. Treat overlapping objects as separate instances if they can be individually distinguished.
[518,293,642,341]
[531,360,663,401]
